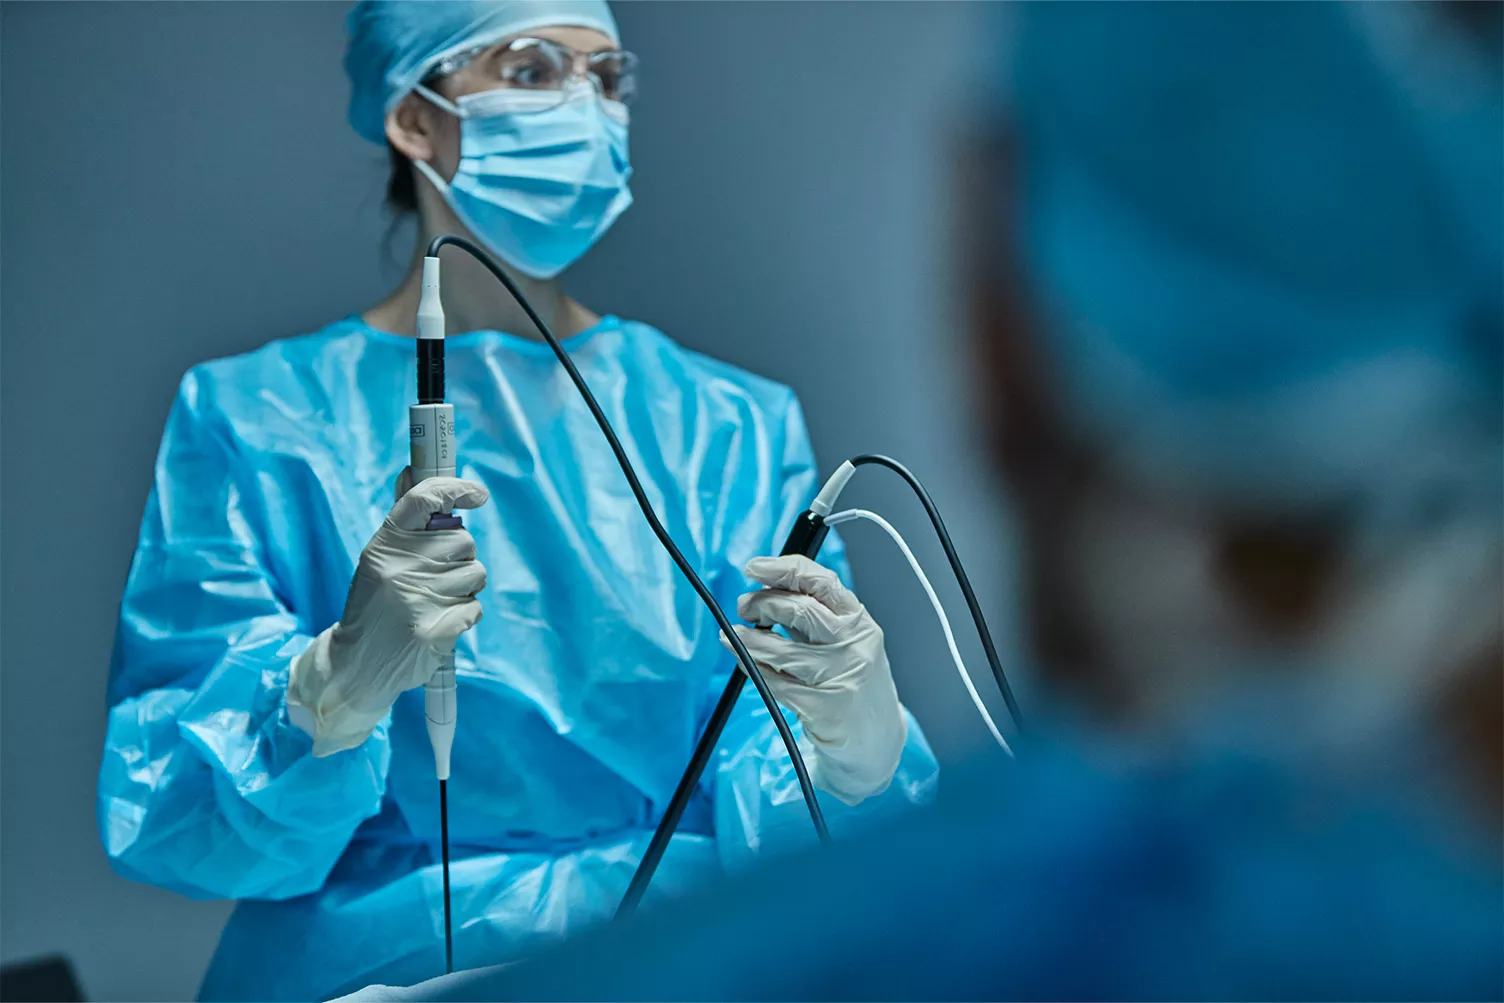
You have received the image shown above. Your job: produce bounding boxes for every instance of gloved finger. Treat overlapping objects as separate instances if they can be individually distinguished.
[394,465,415,503]
[743,555,862,615]
[401,527,478,563]
[721,627,826,715]
[416,598,484,651]
[429,560,487,600]
[389,477,490,531]
[718,627,803,687]
[737,589,845,644]
[720,621,795,662]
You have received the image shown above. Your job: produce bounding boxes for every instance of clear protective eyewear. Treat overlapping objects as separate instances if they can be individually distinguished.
[426,36,639,110]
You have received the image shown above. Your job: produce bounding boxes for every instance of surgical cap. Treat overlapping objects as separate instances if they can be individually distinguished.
[345,0,621,144]
[1007,2,1502,508]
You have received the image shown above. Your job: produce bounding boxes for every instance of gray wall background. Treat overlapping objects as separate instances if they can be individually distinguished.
[1,3,1018,999]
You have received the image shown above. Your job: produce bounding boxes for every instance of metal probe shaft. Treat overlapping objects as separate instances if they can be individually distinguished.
[439,778,453,974]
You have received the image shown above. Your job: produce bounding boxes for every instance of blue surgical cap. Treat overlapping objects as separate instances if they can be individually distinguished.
[1006,2,1502,507]
[345,0,620,145]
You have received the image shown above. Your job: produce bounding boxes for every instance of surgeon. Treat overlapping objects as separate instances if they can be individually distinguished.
[96,3,938,1000]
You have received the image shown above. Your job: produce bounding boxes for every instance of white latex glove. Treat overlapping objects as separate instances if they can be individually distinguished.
[288,474,489,757]
[724,554,907,805]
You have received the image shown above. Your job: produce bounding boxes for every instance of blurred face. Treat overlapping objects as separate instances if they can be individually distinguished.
[962,132,1501,820]
[385,26,620,191]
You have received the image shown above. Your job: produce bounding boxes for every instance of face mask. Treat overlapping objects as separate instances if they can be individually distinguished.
[413,82,633,279]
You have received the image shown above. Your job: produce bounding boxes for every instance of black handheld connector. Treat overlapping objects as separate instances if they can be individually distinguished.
[779,509,829,560]
[615,507,831,919]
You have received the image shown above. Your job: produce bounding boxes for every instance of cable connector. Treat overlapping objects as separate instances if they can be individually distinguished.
[417,256,445,341]
[811,460,855,517]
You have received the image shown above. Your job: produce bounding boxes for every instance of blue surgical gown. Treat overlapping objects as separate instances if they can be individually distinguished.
[98,315,939,1002]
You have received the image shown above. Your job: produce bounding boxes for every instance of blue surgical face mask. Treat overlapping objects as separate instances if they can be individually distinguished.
[413,82,633,279]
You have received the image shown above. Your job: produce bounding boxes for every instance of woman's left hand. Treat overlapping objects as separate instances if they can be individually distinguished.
[722,554,907,805]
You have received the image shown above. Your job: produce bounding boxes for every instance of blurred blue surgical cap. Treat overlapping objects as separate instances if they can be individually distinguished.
[1006,2,1502,508]
[345,0,620,144]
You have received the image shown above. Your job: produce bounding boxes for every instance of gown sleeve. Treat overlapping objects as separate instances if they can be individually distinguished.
[97,370,390,901]
[711,394,940,871]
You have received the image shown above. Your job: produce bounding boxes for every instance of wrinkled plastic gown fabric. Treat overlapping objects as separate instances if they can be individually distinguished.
[99,315,938,1002]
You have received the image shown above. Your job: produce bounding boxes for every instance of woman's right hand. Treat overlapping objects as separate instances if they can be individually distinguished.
[287,475,489,757]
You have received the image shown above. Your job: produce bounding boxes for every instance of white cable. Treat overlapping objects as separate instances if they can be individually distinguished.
[827,508,1013,757]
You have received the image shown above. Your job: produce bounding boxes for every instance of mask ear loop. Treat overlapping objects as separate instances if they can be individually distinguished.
[410,157,450,197]
[406,85,463,195]
[414,83,465,118]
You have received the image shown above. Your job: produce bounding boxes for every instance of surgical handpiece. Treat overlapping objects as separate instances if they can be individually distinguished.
[411,255,458,973]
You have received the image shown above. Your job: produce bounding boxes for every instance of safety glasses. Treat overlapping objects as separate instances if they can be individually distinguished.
[426,36,638,110]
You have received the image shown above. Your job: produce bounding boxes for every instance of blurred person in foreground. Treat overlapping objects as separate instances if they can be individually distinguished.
[976,0,1502,824]
[334,4,1502,1001]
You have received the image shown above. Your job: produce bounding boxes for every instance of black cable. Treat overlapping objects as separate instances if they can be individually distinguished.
[850,454,1024,732]
[616,510,830,918]
[439,778,453,974]
[425,235,830,857]
[618,672,739,919]
[625,456,1023,916]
